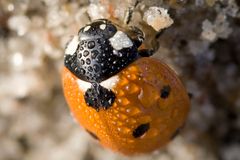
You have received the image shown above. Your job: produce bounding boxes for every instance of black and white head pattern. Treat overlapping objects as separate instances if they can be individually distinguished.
[64,19,139,83]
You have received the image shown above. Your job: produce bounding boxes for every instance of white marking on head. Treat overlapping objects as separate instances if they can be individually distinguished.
[99,24,106,30]
[65,36,79,55]
[77,79,92,92]
[83,25,91,32]
[109,31,133,50]
[100,75,119,90]
[113,50,123,57]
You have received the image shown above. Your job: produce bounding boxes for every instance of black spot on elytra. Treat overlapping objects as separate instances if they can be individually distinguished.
[160,85,171,99]
[132,123,150,138]
[86,130,99,140]
[84,83,115,111]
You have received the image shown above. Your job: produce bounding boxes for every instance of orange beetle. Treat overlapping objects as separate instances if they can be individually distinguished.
[62,19,190,155]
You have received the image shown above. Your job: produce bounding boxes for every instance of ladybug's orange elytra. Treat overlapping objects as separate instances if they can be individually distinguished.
[62,57,190,155]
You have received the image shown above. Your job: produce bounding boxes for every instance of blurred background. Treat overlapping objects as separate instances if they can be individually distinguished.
[0,0,240,160]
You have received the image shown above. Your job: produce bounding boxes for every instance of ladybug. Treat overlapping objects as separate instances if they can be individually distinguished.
[62,19,190,155]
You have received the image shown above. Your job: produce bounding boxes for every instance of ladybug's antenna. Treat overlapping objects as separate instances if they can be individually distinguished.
[124,0,140,25]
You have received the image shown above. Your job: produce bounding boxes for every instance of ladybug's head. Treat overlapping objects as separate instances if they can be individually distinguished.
[78,19,117,40]
[64,19,141,83]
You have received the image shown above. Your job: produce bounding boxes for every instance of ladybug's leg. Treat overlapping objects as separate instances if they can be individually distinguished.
[137,28,167,57]
[124,1,140,24]
[129,26,145,48]
[138,49,154,57]
[155,28,167,39]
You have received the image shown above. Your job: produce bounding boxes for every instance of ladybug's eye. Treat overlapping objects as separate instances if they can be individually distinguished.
[105,24,117,35]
